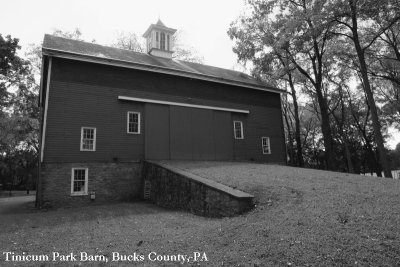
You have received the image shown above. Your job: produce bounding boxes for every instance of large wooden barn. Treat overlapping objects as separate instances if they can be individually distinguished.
[37,20,286,207]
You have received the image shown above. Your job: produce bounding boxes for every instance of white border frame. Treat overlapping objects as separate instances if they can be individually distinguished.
[233,121,244,139]
[80,127,96,151]
[262,137,271,154]
[118,96,250,114]
[127,111,141,134]
[71,168,88,196]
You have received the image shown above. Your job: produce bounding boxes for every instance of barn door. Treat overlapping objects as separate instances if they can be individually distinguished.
[213,111,233,160]
[144,103,170,159]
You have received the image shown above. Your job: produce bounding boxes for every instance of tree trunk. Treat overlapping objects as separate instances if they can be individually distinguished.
[343,139,355,173]
[349,0,393,178]
[288,74,304,167]
[283,99,295,165]
[315,82,336,170]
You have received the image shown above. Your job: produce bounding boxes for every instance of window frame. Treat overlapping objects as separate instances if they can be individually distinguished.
[233,121,244,139]
[70,168,88,196]
[127,111,141,134]
[80,127,96,151]
[262,137,271,154]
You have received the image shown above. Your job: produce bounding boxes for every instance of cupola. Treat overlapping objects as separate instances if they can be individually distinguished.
[142,19,177,59]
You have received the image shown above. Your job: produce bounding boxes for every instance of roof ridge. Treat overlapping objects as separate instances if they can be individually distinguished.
[177,58,252,77]
[42,34,283,93]
[44,34,148,57]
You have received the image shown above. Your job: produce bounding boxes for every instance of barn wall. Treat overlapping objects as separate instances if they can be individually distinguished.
[40,162,142,207]
[43,57,285,163]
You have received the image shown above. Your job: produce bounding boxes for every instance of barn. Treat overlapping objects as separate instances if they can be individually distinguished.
[37,20,286,207]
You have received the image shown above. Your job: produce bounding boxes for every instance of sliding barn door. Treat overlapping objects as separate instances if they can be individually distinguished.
[144,103,170,159]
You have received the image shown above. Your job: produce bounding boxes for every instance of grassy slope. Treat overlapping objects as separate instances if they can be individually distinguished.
[1,162,399,266]
[162,161,400,266]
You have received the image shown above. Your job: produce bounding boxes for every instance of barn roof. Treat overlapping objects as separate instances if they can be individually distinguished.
[42,34,283,93]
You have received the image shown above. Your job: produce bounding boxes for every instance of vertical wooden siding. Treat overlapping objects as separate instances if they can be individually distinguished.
[43,58,286,163]
[144,104,170,160]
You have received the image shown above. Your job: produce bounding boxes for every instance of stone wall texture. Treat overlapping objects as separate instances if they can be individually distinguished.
[142,161,254,217]
[39,162,142,207]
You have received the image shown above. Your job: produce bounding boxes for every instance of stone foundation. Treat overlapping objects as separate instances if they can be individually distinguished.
[39,162,142,208]
[142,161,254,217]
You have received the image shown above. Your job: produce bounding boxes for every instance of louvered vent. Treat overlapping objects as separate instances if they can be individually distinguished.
[143,180,151,200]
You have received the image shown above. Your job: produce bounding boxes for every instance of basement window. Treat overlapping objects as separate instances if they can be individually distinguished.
[262,137,271,154]
[234,121,244,139]
[80,127,96,151]
[71,168,88,196]
[127,112,141,134]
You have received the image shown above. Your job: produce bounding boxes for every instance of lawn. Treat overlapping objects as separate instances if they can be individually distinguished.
[1,162,400,266]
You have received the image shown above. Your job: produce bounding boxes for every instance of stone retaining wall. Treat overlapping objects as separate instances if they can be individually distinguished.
[142,161,254,217]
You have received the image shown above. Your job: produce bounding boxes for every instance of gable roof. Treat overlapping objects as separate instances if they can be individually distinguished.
[42,34,284,93]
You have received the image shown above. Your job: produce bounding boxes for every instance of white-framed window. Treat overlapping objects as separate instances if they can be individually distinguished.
[80,127,96,151]
[127,112,141,134]
[262,137,271,154]
[167,35,170,51]
[234,121,244,139]
[71,168,88,196]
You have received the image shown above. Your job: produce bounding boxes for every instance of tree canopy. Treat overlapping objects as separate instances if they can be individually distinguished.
[229,0,400,176]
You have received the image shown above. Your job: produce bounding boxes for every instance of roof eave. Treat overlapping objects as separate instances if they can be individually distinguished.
[41,47,285,94]
[143,24,177,37]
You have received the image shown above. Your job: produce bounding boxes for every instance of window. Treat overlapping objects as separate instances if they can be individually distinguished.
[71,168,88,196]
[80,127,96,151]
[234,121,244,139]
[156,32,159,48]
[262,137,271,154]
[167,35,170,51]
[160,32,166,50]
[127,112,141,134]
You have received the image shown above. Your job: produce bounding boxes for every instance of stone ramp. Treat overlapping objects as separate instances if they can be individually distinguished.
[142,161,254,217]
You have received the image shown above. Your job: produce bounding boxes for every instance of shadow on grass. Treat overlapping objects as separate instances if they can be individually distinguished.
[0,195,37,215]
[0,200,203,235]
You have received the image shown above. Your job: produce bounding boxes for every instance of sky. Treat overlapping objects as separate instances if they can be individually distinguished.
[1,0,399,149]
[1,0,247,70]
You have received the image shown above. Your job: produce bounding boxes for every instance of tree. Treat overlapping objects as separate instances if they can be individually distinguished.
[111,30,204,63]
[329,0,400,177]
[0,34,39,189]
[172,30,204,63]
[0,34,30,111]
[52,28,84,41]
[228,16,304,166]
[111,32,145,52]
[229,0,337,169]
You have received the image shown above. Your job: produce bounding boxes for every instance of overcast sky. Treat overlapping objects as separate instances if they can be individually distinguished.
[1,0,399,148]
[1,0,247,70]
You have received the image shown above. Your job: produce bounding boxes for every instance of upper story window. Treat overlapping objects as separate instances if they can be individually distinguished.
[262,137,271,154]
[234,121,244,139]
[160,32,166,50]
[127,112,141,134]
[71,168,88,196]
[80,127,96,151]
